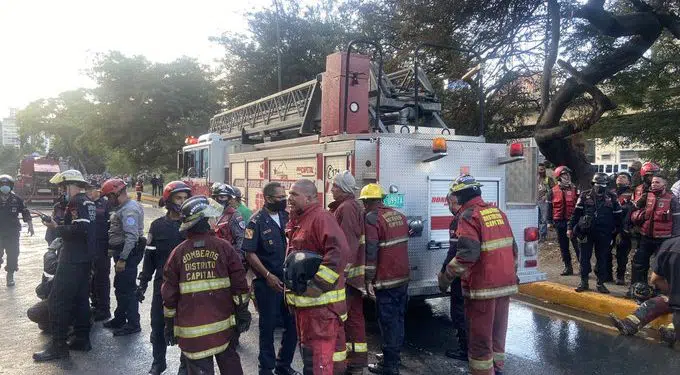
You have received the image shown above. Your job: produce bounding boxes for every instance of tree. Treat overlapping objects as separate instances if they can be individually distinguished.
[0,145,21,176]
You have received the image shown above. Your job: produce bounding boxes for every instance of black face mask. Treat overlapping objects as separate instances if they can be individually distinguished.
[265,199,287,212]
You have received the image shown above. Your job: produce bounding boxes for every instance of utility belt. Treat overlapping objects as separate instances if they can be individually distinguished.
[108,237,147,258]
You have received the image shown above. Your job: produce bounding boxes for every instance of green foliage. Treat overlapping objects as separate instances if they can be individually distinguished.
[0,145,21,176]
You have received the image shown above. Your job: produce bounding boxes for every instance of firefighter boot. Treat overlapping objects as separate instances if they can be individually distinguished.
[608,314,639,336]
[67,336,92,351]
[6,271,14,287]
[575,279,589,293]
[367,363,399,375]
[596,283,610,294]
[659,325,676,348]
[33,341,70,362]
[560,265,574,276]
[148,362,167,375]
[445,329,469,362]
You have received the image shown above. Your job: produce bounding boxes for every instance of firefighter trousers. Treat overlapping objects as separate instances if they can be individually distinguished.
[345,286,367,369]
[628,296,671,330]
[579,232,612,284]
[27,299,50,332]
[150,278,167,366]
[0,231,20,272]
[375,284,408,372]
[184,342,243,375]
[450,277,468,349]
[49,262,91,342]
[554,221,579,269]
[113,250,143,328]
[90,247,111,314]
[631,237,664,285]
[295,307,346,375]
[465,296,510,375]
[613,232,632,281]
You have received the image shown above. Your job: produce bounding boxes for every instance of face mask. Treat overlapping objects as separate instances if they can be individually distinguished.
[0,186,10,194]
[167,202,182,214]
[266,199,287,212]
[593,185,606,194]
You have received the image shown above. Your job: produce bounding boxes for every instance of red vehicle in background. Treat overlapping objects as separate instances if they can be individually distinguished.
[15,155,62,204]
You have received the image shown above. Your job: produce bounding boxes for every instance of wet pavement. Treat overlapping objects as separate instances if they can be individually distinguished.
[0,204,678,374]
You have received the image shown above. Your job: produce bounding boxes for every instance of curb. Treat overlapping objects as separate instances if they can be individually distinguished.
[519,281,672,329]
[139,193,160,206]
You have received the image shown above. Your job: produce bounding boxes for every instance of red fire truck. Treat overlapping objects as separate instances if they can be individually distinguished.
[15,155,61,204]
[178,47,545,296]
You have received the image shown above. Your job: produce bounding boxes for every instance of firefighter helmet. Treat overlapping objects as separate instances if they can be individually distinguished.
[50,169,89,186]
[631,282,653,303]
[640,162,660,176]
[179,195,223,232]
[359,183,386,200]
[553,166,572,178]
[101,178,127,196]
[591,172,609,186]
[0,174,14,189]
[450,175,482,193]
[211,183,237,198]
[163,181,192,202]
[233,186,243,199]
[617,171,632,181]
[283,251,324,295]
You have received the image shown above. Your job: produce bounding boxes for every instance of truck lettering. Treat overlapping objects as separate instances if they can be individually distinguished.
[296,166,316,176]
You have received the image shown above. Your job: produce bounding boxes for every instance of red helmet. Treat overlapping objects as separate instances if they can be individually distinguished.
[640,162,660,176]
[101,178,127,196]
[162,181,192,202]
[553,166,572,178]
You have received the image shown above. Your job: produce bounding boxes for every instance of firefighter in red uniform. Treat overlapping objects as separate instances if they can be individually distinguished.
[633,162,659,201]
[328,171,367,374]
[162,195,251,374]
[211,183,246,256]
[135,178,144,202]
[630,176,680,286]
[285,179,349,375]
[546,166,579,276]
[444,175,518,375]
[359,183,410,375]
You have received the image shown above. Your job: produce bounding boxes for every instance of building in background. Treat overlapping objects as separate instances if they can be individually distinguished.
[1,108,20,147]
[591,137,647,175]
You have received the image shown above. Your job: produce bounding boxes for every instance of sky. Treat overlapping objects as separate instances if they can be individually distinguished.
[0,0,271,118]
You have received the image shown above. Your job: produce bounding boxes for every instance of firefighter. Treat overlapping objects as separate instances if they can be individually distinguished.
[211,183,246,257]
[234,187,253,223]
[629,161,643,188]
[568,172,622,294]
[630,176,680,287]
[162,195,251,374]
[612,172,634,285]
[0,174,34,286]
[443,175,518,375]
[359,183,410,375]
[101,178,146,336]
[285,179,349,375]
[45,184,68,245]
[436,187,467,361]
[633,162,659,201]
[88,181,112,321]
[27,237,61,332]
[243,181,300,375]
[136,178,144,202]
[328,171,367,374]
[647,236,680,348]
[138,181,191,375]
[33,169,96,361]
[609,284,673,342]
[546,166,580,276]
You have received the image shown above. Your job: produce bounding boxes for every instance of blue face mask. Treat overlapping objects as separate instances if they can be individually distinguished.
[0,186,10,194]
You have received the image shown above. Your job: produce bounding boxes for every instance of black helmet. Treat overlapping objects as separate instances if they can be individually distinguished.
[617,171,632,181]
[591,172,608,186]
[211,183,236,198]
[179,195,223,232]
[283,251,323,295]
[232,186,242,199]
[0,174,14,189]
[631,282,653,303]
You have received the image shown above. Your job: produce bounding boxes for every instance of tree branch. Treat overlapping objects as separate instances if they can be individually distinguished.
[540,0,561,112]
[575,0,662,38]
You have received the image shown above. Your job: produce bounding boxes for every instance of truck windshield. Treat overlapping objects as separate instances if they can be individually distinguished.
[183,147,209,178]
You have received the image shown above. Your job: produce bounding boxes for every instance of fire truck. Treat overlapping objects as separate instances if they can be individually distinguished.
[179,48,545,296]
[15,154,61,204]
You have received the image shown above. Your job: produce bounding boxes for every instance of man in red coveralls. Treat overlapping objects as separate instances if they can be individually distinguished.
[162,195,252,374]
[328,171,367,374]
[286,179,349,375]
[444,175,518,375]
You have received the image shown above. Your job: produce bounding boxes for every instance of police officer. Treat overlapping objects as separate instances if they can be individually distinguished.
[0,174,34,286]
[612,172,634,285]
[243,182,300,375]
[328,171,367,374]
[233,187,253,223]
[33,170,96,361]
[546,166,579,276]
[212,183,245,256]
[360,183,410,375]
[444,175,518,375]
[88,182,112,321]
[101,178,146,336]
[437,187,468,361]
[138,181,190,375]
[630,176,680,287]
[648,236,680,348]
[569,172,622,294]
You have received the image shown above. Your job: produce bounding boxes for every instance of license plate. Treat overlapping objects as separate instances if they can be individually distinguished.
[383,193,404,208]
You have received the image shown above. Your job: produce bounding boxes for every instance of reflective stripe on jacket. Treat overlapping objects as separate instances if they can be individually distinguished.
[329,195,366,290]
[365,203,410,290]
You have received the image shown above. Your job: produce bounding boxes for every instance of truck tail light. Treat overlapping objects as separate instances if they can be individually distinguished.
[524,227,539,242]
[524,227,538,257]
[509,142,524,157]
[524,259,537,268]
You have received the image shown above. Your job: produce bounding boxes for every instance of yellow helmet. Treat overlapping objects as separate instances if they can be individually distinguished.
[359,183,386,200]
[50,169,88,186]
[450,174,482,193]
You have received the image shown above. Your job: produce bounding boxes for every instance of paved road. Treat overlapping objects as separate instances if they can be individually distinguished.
[0,204,678,374]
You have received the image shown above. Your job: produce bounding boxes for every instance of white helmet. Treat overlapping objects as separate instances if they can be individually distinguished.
[50,169,88,186]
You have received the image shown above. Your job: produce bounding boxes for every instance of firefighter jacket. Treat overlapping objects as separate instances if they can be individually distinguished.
[55,193,97,264]
[328,195,366,290]
[365,203,410,290]
[162,232,249,360]
[140,215,185,283]
[135,182,143,192]
[45,200,67,244]
[631,190,680,239]
[285,204,349,319]
[617,186,635,233]
[0,191,31,235]
[215,206,245,254]
[634,183,649,202]
[547,184,577,222]
[94,196,110,249]
[446,196,518,300]
[568,190,622,234]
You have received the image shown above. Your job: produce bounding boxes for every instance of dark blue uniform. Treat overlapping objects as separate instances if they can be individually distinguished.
[49,192,97,344]
[569,189,622,285]
[140,215,185,370]
[440,215,467,355]
[45,198,67,245]
[651,237,680,344]
[91,196,111,316]
[242,209,297,375]
[0,192,31,272]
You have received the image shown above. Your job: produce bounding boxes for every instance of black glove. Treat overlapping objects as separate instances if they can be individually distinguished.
[235,305,252,334]
[164,318,177,346]
[135,281,148,303]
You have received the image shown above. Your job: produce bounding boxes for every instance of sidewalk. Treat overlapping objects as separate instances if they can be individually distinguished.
[139,192,161,206]
[519,230,672,329]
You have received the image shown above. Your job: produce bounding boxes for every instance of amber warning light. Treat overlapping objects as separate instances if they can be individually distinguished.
[509,142,524,157]
[432,137,447,153]
[185,136,199,145]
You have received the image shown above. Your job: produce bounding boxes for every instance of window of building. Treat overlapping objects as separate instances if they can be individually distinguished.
[601,154,612,161]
